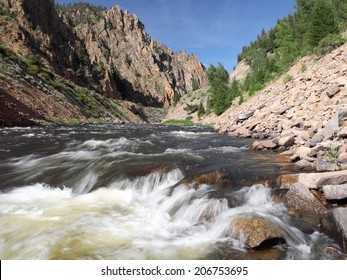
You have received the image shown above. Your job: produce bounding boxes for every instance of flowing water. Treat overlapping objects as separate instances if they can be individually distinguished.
[0,124,342,260]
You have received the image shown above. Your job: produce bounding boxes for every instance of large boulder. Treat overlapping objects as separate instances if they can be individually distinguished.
[322,184,347,200]
[321,208,347,253]
[326,85,341,98]
[316,172,347,188]
[226,216,286,249]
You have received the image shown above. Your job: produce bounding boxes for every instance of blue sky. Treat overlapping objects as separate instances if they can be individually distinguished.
[56,0,296,72]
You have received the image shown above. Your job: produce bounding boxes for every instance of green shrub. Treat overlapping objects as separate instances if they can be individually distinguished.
[300,64,307,73]
[172,91,181,106]
[315,34,346,56]
[238,94,244,105]
[27,65,40,76]
[39,72,52,81]
[184,104,199,114]
[26,54,40,66]
[325,145,340,163]
[283,75,293,84]
[51,80,61,90]
[197,102,205,119]
[192,79,199,91]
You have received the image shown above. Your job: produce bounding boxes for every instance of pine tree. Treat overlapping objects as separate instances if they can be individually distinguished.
[207,63,230,116]
[274,18,300,71]
[308,0,339,47]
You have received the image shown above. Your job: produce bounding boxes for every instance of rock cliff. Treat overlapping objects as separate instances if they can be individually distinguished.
[58,4,207,107]
[0,0,208,125]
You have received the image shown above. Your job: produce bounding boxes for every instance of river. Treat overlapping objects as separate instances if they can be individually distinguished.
[0,124,342,259]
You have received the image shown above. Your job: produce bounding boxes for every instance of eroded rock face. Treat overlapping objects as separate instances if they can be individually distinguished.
[1,1,207,110]
[60,5,208,107]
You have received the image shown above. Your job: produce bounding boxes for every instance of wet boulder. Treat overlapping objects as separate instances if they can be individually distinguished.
[226,216,286,249]
[186,170,233,189]
[321,208,347,253]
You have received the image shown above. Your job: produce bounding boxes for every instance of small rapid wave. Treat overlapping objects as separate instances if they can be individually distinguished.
[0,169,337,260]
[169,131,215,138]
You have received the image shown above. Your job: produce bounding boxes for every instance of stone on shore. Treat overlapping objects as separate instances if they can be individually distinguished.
[278,135,295,148]
[314,157,338,172]
[322,184,347,200]
[252,139,277,151]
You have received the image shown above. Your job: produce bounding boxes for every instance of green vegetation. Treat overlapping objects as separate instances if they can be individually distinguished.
[0,44,20,63]
[164,117,196,126]
[325,145,340,163]
[55,3,106,25]
[27,65,40,75]
[197,102,205,119]
[184,103,199,114]
[26,54,40,66]
[283,75,293,84]
[315,33,346,55]
[300,64,307,72]
[47,118,85,125]
[75,88,102,118]
[172,91,181,106]
[237,0,347,96]
[207,63,242,116]
[51,80,62,90]
[192,79,199,91]
[238,94,244,105]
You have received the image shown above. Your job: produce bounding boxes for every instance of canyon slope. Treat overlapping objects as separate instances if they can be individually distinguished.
[0,0,207,126]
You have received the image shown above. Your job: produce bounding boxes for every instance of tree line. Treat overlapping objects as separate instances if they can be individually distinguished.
[206,0,347,116]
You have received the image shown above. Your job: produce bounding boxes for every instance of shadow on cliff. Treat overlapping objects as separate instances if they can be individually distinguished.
[113,72,164,108]
[0,89,42,126]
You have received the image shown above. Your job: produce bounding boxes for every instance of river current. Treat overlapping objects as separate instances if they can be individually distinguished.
[0,124,342,259]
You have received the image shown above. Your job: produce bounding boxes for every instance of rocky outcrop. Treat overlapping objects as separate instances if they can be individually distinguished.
[229,60,250,82]
[58,5,208,107]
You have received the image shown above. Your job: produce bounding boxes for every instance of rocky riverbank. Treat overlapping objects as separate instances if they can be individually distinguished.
[215,42,347,253]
